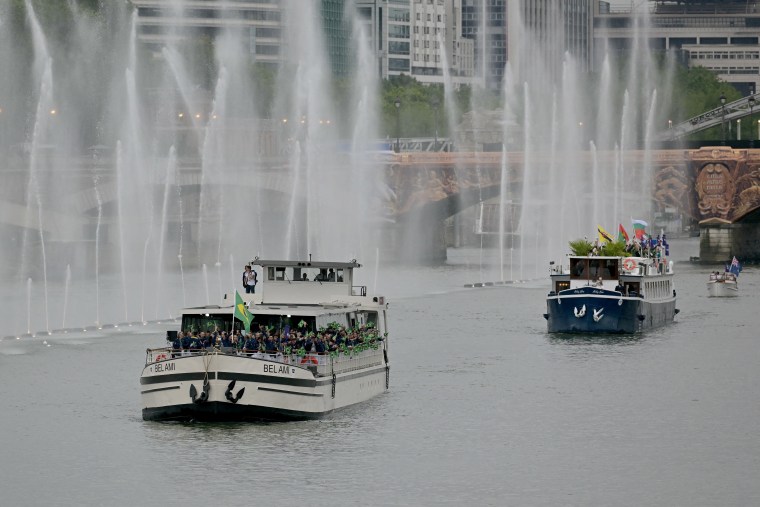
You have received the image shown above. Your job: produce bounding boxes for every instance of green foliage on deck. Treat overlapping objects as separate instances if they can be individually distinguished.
[600,241,628,257]
[569,239,594,256]
[569,239,627,257]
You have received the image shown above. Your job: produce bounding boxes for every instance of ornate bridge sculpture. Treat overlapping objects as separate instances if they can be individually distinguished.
[685,146,760,223]
[683,146,760,262]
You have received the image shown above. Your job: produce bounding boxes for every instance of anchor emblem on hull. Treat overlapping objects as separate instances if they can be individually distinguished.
[189,380,210,404]
[593,308,604,322]
[574,305,586,318]
[225,379,245,404]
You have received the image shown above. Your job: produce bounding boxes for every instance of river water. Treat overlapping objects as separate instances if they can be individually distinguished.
[1,238,759,506]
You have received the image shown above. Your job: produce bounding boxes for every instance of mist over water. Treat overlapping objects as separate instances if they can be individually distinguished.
[2,3,677,336]
[0,2,389,334]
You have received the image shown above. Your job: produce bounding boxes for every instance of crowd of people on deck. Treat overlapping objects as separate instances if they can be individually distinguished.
[624,234,670,259]
[168,322,383,360]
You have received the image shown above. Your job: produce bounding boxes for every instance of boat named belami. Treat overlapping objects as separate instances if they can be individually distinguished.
[140,259,390,421]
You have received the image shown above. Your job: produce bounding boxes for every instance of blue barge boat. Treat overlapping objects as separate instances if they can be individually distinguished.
[544,255,678,334]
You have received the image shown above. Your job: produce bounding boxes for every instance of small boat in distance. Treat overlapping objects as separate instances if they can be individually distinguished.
[544,233,678,334]
[707,257,742,297]
[140,259,390,422]
[707,271,738,297]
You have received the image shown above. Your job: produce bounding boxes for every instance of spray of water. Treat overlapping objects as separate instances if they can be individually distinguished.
[202,264,210,305]
[155,147,177,319]
[93,175,103,327]
[229,254,235,300]
[26,278,32,335]
[62,264,71,329]
[115,141,129,322]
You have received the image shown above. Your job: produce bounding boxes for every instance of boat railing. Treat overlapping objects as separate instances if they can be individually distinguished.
[323,348,385,376]
[709,272,736,282]
[146,347,173,363]
[145,346,386,376]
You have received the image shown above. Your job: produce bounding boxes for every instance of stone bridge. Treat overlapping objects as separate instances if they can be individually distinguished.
[4,146,760,262]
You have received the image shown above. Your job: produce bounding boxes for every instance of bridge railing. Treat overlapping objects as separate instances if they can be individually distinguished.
[662,93,760,140]
[398,138,453,152]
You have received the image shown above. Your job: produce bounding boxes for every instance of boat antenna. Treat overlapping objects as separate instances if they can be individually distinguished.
[309,253,312,262]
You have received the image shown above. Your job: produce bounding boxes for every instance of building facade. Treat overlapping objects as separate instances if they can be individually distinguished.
[462,0,507,90]
[411,0,476,86]
[594,0,760,95]
[507,0,594,85]
[355,0,413,77]
[356,0,476,86]
[133,0,285,67]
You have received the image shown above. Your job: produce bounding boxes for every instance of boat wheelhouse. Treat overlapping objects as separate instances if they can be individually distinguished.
[140,259,389,421]
[544,255,678,334]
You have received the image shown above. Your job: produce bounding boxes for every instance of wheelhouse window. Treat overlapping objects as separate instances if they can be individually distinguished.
[265,266,346,282]
[589,259,619,279]
[571,258,619,280]
[267,266,298,281]
[570,258,587,279]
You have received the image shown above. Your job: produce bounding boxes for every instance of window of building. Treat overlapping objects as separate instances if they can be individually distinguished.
[389,41,410,55]
[389,58,410,71]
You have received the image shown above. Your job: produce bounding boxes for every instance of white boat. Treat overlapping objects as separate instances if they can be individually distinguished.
[707,271,739,297]
[141,259,389,421]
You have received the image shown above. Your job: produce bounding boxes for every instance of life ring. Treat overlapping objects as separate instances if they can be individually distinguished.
[622,258,637,271]
[155,353,167,362]
[300,355,318,365]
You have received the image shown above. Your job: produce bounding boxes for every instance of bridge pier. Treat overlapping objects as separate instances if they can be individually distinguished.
[700,221,760,263]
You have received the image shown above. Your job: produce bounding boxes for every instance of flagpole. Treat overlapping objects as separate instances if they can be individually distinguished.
[232,290,237,335]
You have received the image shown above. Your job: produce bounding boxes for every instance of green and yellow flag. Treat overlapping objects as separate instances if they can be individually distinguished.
[234,291,253,332]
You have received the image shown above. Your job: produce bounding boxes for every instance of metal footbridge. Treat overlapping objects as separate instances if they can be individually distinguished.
[663,93,760,140]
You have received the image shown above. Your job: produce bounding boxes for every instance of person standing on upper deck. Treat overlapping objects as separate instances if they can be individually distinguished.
[242,265,257,294]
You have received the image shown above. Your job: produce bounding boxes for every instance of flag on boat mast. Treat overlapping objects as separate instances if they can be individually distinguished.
[729,256,742,276]
[618,224,629,243]
[632,219,648,240]
[597,225,614,244]
[234,290,253,333]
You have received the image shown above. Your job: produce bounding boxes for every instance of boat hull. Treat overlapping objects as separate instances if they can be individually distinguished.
[141,353,388,422]
[707,281,738,297]
[545,289,677,334]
